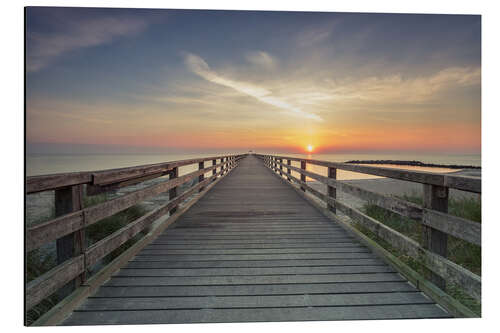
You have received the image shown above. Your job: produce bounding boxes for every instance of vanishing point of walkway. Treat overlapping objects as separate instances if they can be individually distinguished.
[63,155,450,325]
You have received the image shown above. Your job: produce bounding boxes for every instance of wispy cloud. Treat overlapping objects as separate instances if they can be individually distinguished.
[27,16,148,72]
[296,20,341,47]
[245,51,276,69]
[183,53,322,121]
[325,66,481,104]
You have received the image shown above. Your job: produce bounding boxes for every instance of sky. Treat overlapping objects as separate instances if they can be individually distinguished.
[25,7,481,155]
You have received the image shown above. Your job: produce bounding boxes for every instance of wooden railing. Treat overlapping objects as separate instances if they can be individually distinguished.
[256,154,481,303]
[26,154,247,312]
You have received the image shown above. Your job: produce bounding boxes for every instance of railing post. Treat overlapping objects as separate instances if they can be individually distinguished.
[212,159,216,181]
[169,167,178,214]
[422,184,449,290]
[327,167,337,214]
[198,161,205,192]
[279,158,283,176]
[300,160,306,192]
[287,159,291,181]
[55,184,85,299]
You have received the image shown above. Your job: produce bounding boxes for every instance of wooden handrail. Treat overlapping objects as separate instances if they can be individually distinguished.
[26,154,247,312]
[263,154,480,193]
[256,154,481,301]
[26,154,242,194]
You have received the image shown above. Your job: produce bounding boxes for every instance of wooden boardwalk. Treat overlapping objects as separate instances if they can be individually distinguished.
[62,155,450,325]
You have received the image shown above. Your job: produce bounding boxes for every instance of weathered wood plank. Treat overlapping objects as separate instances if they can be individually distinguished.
[422,184,448,290]
[116,265,393,276]
[26,255,85,310]
[63,304,450,325]
[423,209,481,246]
[105,273,405,286]
[91,281,417,298]
[444,174,481,193]
[138,246,368,255]
[126,258,385,269]
[145,242,360,249]
[27,172,92,194]
[26,211,84,252]
[79,292,430,311]
[86,171,169,196]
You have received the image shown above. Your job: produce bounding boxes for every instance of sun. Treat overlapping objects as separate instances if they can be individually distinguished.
[306,144,314,153]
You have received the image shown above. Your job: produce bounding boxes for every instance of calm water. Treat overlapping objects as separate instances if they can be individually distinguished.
[26,152,481,180]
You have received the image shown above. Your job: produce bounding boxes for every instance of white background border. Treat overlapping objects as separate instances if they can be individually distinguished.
[3,1,499,332]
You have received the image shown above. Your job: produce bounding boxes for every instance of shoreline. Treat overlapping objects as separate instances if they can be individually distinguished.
[345,160,481,170]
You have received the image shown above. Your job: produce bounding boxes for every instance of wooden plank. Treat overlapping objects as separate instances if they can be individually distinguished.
[444,174,481,193]
[423,209,481,246]
[26,255,85,310]
[328,166,337,214]
[145,242,361,249]
[138,246,368,255]
[126,258,385,269]
[86,171,169,196]
[55,185,85,296]
[300,160,306,191]
[63,304,449,325]
[116,265,394,276]
[132,253,376,261]
[104,273,405,286]
[198,161,205,192]
[162,230,350,236]
[154,235,355,241]
[151,238,356,245]
[27,172,92,194]
[79,292,430,311]
[91,281,417,298]
[26,211,84,252]
[422,184,448,290]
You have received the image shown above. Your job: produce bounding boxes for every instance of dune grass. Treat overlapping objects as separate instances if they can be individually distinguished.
[358,194,481,315]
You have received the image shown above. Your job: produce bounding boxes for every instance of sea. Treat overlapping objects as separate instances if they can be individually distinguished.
[26,152,481,180]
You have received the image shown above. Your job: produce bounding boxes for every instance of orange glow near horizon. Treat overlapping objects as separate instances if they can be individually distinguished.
[306,145,314,153]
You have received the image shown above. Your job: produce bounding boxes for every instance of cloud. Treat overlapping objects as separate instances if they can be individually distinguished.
[296,20,341,47]
[27,16,148,72]
[325,66,481,104]
[184,53,322,121]
[245,51,276,68]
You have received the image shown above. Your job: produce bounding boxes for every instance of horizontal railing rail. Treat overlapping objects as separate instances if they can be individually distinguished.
[26,154,247,312]
[256,154,481,303]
